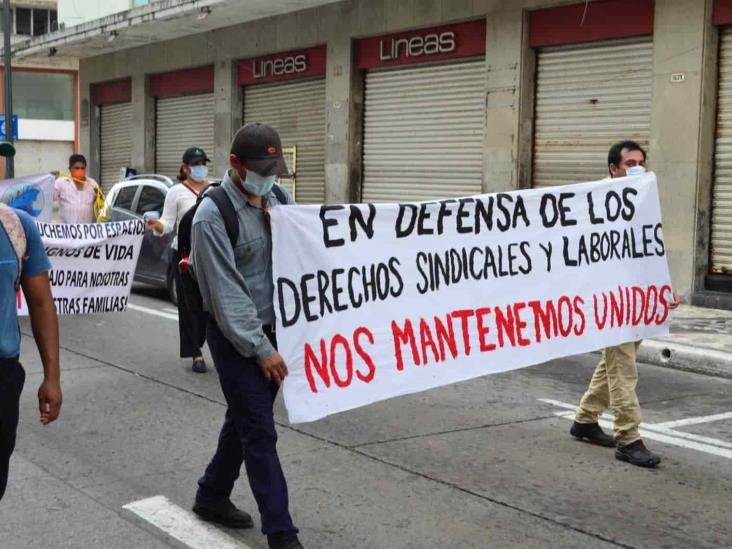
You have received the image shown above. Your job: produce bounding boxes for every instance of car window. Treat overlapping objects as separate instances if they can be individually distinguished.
[113,186,137,211]
[135,185,166,216]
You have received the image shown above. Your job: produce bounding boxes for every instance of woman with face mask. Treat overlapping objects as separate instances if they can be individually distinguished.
[54,154,102,224]
[147,147,211,373]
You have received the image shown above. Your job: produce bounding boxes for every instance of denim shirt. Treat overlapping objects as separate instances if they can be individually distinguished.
[190,171,294,361]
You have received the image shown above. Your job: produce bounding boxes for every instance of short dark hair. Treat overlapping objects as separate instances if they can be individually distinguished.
[608,141,646,168]
[69,154,87,167]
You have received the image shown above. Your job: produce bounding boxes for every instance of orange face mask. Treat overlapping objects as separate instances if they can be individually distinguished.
[71,167,86,180]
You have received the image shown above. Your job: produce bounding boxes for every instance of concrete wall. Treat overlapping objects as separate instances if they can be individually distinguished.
[649,0,715,299]
[58,0,130,27]
[76,0,725,304]
[14,139,73,177]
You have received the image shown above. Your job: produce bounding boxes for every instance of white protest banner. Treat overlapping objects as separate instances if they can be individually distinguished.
[17,220,145,316]
[0,173,55,222]
[271,173,674,424]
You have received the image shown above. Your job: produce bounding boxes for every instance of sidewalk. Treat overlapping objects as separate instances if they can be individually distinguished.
[639,304,732,379]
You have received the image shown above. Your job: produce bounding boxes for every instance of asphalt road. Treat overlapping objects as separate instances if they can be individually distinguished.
[2,285,731,549]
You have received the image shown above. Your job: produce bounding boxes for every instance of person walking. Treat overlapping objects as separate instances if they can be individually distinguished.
[569,140,680,468]
[146,147,211,373]
[54,154,104,224]
[190,124,302,549]
[1,142,62,502]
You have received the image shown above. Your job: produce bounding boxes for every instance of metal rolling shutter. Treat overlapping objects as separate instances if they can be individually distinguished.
[99,102,132,192]
[712,29,732,275]
[156,93,215,181]
[533,37,653,187]
[362,59,485,203]
[243,79,326,204]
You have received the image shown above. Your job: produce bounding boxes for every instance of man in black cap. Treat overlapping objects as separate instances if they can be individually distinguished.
[189,123,302,549]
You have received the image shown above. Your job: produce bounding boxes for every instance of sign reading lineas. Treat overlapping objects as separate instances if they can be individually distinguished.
[356,20,486,69]
[271,173,674,423]
[238,46,327,85]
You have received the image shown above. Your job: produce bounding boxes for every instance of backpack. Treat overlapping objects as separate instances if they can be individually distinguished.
[0,203,28,291]
[176,182,287,314]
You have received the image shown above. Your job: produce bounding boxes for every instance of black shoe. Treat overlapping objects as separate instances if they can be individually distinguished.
[268,532,304,549]
[192,499,253,529]
[192,358,207,373]
[615,440,661,468]
[570,421,616,447]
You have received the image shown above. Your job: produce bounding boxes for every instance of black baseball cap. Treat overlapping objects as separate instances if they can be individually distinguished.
[0,141,15,157]
[182,147,210,164]
[230,123,288,177]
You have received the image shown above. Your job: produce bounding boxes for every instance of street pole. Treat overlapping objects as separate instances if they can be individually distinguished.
[3,0,13,178]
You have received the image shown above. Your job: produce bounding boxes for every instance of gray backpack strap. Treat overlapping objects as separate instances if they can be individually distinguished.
[0,203,27,290]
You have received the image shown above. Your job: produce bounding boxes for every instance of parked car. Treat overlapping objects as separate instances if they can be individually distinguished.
[106,174,178,303]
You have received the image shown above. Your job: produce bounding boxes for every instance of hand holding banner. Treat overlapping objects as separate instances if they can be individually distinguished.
[271,173,673,423]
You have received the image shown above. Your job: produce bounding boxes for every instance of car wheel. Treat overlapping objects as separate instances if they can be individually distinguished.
[167,269,178,307]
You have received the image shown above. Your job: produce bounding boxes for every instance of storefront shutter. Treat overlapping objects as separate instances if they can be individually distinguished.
[243,78,326,204]
[361,59,486,203]
[711,28,732,275]
[155,93,215,181]
[533,37,653,187]
[99,102,132,192]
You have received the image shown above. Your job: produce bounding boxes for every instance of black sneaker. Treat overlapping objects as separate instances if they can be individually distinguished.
[615,440,661,468]
[570,421,616,447]
[192,499,253,529]
[192,358,207,373]
[268,532,304,549]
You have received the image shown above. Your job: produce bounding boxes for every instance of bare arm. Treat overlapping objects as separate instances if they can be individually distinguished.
[21,273,62,425]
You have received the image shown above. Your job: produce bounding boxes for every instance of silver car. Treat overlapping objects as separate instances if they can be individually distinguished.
[105,175,177,303]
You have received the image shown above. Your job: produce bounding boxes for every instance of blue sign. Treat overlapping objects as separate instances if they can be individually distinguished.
[0,115,19,140]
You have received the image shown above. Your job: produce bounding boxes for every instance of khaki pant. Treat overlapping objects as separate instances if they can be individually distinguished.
[575,341,642,447]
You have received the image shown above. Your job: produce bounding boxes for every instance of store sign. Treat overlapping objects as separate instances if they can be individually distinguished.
[238,46,327,85]
[0,115,19,141]
[357,20,486,70]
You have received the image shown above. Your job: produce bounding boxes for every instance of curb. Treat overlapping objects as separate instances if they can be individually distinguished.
[638,339,732,379]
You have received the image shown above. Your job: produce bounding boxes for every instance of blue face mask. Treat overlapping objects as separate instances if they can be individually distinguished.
[243,170,276,196]
[189,165,208,182]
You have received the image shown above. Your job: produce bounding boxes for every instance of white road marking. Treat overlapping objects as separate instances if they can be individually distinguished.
[654,411,732,429]
[127,303,179,321]
[122,495,250,549]
[163,307,180,314]
[643,425,732,450]
[543,399,732,460]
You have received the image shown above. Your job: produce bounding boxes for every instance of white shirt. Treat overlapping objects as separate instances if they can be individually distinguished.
[157,182,203,249]
[54,176,98,224]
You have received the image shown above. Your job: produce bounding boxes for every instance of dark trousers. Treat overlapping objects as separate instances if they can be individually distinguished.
[0,359,25,502]
[196,319,296,536]
[173,249,207,358]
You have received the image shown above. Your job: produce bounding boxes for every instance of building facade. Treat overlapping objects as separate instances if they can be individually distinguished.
[1,1,77,177]
[57,0,149,28]
[14,0,732,308]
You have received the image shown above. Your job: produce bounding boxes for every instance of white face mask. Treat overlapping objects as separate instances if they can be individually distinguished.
[625,165,646,176]
[189,165,208,182]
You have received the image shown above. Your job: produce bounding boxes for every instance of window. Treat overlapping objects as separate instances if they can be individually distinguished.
[135,186,165,216]
[33,9,48,36]
[50,10,57,32]
[0,9,14,32]
[114,186,138,212]
[15,8,30,35]
[12,72,75,121]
